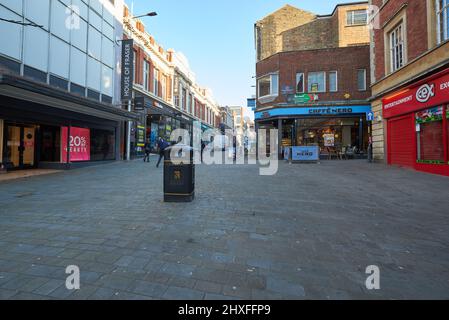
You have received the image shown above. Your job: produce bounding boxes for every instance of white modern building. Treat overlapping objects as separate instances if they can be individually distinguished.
[0,0,135,171]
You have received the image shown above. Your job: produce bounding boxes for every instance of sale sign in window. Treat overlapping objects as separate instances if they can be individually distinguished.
[61,127,91,162]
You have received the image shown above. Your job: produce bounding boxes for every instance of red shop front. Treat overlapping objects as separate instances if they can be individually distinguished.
[383,68,449,176]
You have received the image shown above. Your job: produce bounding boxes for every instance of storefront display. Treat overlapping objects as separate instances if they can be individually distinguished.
[293,118,367,156]
[416,107,445,164]
[256,105,371,159]
[90,129,116,161]
[382,68,449,176]
[61,127,91,163]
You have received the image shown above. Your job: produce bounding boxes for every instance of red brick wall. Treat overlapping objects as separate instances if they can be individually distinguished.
[133,46,143,86]
[372,0,429,81]
[256,46,371,107]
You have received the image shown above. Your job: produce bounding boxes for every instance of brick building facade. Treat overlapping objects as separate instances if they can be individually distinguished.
[122,5,221,158]
[255,2,372,159]
[369,0,449,176]
[256,46,371,106]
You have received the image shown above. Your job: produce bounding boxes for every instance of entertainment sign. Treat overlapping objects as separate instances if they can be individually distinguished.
[382,69,449,119]
[121,39,134,101]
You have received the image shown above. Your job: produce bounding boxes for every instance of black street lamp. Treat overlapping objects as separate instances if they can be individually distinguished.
[130,12,158,19]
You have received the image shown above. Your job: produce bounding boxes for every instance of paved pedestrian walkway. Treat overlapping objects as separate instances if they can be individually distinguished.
[0,160,448,299]
[0,169,61,183]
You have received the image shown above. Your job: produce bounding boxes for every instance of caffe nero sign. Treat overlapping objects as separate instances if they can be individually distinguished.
[121,39,134,101]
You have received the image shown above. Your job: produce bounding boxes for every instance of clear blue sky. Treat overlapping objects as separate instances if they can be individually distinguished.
[127,0,362,116]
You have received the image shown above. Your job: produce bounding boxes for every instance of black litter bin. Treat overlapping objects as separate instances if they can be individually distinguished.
[163,144,195,202]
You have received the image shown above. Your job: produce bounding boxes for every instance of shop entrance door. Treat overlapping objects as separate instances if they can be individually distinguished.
[4,124,36,169]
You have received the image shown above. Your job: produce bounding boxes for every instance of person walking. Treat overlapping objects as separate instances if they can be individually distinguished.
[143,139,151,163]
[156,137,170,168]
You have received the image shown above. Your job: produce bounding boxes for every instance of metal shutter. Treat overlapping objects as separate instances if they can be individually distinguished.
[388,114,415,167]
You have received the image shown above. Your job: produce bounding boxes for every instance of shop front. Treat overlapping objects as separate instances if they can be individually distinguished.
[144,97,194,152]
[0,74,136,171]
[255,105,372,159]
[383,69,449,176]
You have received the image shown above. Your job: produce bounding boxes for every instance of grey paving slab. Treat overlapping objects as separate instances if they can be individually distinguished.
[0,160,449,299]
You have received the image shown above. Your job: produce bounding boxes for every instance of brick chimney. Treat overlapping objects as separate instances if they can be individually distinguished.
[167,49,174,62]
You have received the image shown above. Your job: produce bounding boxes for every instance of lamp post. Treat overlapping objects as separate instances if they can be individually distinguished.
[122,11,157,161]
[130,12,158,19]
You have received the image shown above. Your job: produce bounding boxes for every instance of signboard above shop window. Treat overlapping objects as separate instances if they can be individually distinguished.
[294,93,319,104]
[382,69,449,119]
[255,105,372,120]
[247,98,256,108]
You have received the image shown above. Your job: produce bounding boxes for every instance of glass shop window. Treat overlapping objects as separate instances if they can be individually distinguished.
[416,106,445,163]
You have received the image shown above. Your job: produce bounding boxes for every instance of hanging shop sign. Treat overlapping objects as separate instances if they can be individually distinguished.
[294,93,319,104]
[136,126,145,147]
[134,96,145,111]
[247,98,256,108]
[61,127,90,162]
[121,39,134,101]
[382,69,449,119]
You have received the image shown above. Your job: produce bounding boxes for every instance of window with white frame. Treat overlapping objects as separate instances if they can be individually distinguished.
[357,69,367,91]
[308,72,326,93]
[153,68,159,96]
[347,10,368,26]
[258,74,279,98]
[329,71,338,92]
[437,0,449,43]
[389,23,405,72]
[143,60,150,91]
[296,73,304,93]
[188,93,193,114]
[161,74,167,100]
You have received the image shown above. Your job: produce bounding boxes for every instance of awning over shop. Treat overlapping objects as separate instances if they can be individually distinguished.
[0,73,138,122]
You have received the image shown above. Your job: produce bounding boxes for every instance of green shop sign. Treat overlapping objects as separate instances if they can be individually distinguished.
[294,94,319,104]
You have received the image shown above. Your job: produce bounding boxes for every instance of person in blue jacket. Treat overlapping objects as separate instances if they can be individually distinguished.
[156,137,170,168]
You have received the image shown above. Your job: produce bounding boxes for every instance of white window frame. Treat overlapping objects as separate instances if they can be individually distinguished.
[347,9,368,26]
[153,68,159,96]
[329,71,338,92]
[189,93,193,114]
[257,73,279,99]
[389,23,405,72]
[357,69,367,91]
[143,60,150,91]
[296,72,304,93]
[437,0,449,44]
[307,71,326,93]
[161,74,167,101]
